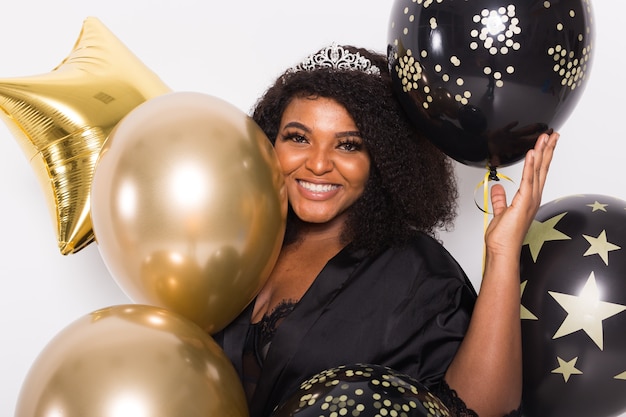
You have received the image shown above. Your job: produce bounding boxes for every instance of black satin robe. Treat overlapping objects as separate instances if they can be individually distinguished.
[214,233,477,417]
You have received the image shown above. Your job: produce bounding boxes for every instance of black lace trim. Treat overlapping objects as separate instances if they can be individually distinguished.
[242,300,298,402]
[433,380,522,417]
[255,300,297,362]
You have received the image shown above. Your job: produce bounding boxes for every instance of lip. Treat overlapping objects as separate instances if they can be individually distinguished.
[296,179,341,200]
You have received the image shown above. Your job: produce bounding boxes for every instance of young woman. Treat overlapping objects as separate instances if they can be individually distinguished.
[214,44,558,417]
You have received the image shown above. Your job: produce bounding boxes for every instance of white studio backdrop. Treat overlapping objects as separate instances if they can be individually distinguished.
[0,1,623,416]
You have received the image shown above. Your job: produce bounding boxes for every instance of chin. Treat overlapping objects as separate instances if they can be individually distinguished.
[295,210,348,226]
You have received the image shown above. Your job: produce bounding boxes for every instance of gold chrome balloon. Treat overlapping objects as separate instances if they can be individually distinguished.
[15,304,249,417]
[91,91,286,334]
[0,16,171,254]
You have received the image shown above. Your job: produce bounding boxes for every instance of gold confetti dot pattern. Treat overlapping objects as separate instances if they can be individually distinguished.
[389,0,594,108]
[385,0,596,169]
[276,364,451,417]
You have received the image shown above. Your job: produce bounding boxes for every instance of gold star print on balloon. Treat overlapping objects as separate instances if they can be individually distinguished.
[551,356,583,382]
[523,212,571,262]
[0,17,170,254]
[549,272,626,350]
[587,201,609,212]
[615,371,626,380]
[520,281,538,320]
[582,230,621,265]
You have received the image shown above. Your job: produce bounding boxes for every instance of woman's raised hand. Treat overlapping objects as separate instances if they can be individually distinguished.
[486,131,559,256]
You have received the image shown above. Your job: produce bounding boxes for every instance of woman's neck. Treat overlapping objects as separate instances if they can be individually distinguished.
[291,213,348,245]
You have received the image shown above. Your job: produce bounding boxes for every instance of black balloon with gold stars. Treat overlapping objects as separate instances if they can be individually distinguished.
[387,0,594,170]
[270,364,450,417]
[519,194,626,417]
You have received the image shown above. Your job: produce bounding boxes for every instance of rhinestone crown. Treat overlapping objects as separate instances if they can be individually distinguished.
[288,43,381,76]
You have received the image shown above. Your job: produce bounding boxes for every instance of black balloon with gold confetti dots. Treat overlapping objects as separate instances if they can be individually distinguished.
[270,364,450,417]
[519,194,626,417]
[387,0,594,170]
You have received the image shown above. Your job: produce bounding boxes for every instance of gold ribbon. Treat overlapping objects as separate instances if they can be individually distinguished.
[473,167,514,273]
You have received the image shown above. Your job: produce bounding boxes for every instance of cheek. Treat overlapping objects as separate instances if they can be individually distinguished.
[274,146,299,174]
[347,158,371,188]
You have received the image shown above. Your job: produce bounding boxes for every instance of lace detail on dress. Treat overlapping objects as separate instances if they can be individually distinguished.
[242,300,298,402]
[433,380,522,417]
[256,299,297,356]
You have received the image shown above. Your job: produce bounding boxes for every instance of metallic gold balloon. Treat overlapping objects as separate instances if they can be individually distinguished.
[0,16,171,254]
[91,91,287,334]
[15,304,249,417]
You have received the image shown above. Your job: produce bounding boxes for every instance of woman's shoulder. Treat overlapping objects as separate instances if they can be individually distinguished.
[345,232,477,312]
[385,233,475,290]
[394,232,463,269]
[348,232,470,283]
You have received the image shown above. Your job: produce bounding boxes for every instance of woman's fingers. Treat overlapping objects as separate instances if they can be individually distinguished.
[490,183,508,216]
[498,132,558,223]
[538,132,559,191]
[520,132,559,202]
[486,132,558,250]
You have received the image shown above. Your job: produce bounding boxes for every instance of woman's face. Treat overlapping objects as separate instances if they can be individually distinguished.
[274,96,371,226]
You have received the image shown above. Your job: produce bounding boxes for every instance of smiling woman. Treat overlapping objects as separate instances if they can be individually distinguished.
[2,3,622,417]
[275,96,371,226]
[213,44,558,417]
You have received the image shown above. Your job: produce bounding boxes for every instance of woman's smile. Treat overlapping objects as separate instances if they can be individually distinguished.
[297,180,340,195]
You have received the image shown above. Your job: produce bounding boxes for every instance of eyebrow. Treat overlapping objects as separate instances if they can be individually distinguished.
[282,121,362,139]
[283,121,310,132]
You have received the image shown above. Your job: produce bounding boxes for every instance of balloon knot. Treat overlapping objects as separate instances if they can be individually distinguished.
[488,167,499,181]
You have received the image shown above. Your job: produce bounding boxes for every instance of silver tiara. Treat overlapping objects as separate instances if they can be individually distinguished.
[288,43,381,76]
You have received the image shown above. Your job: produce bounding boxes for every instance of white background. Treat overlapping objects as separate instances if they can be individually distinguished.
[0,1,623,416]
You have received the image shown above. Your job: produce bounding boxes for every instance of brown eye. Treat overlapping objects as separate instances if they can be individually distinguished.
[338,139,363,152]
[281,132,308,144]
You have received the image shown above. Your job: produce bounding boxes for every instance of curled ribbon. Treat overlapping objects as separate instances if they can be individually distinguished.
[473,167,515,273]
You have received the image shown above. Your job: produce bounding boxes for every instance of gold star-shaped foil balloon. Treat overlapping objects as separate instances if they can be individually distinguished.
[0,16,171,254]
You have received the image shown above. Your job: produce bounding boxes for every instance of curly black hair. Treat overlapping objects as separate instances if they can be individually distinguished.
[251,45,458,254]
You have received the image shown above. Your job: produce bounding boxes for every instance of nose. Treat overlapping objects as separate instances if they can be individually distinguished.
[305,145,334,175]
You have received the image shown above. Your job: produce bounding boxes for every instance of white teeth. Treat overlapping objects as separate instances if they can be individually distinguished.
[299,181,338,193]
